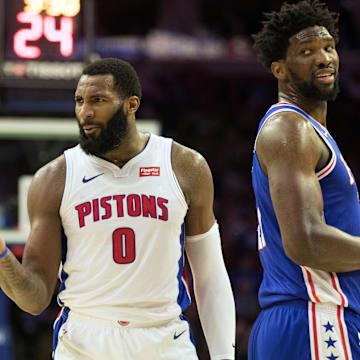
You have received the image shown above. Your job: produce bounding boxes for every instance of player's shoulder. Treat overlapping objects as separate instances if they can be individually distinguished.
[257,109,318,152]
[25,155,66,214]
[31,155,66,197]
[171,141,213,205]
[171,141,209,174]
[263,110,313,138]
[34,155,66,181]
[256,109,323,173]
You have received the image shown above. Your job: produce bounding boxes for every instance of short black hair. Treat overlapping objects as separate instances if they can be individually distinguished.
[252,0,339,71]
[82,58,142,99]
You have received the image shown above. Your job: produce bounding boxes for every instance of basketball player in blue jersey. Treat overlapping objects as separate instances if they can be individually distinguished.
[249,1,360,359]
[0,58,235,359]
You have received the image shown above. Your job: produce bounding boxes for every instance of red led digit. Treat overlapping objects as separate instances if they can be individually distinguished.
[13,11,43,59]
[43,16,74,57]
[13,11,74,59]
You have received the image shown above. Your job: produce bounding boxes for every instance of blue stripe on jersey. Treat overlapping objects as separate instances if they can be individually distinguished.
[57,227,69,307]
[176,223,191,312]
[180,313,197,348]
[252,103,360,313]
[52,306,70,359]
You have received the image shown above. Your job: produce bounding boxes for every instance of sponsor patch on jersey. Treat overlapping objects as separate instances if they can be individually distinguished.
[139,167,160,177]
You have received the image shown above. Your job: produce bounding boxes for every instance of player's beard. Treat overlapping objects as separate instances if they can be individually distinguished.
[289,69,340,101]
[78,105,128,156]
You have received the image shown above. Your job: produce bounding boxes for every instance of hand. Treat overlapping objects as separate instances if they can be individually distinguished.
[0,236,6,254]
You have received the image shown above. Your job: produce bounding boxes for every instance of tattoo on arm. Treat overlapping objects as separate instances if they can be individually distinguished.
[0,251,46,314]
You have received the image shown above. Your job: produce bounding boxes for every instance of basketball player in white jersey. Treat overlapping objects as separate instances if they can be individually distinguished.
[0,58,235,359]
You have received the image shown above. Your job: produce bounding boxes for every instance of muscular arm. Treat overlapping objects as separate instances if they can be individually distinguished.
[171,142,215,234]
[172,142,235,360]
[257,112,360,272]
[0,156,65,314]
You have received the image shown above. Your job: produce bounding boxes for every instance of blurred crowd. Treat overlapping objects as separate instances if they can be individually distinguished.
[1,0,360,359]
[95,0,360,51]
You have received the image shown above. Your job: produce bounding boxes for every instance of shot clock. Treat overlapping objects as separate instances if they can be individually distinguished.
[4,0,83,61]
[13,11,74,59]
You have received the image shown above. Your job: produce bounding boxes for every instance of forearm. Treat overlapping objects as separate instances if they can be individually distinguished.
[0,248,49,314]
[193,270,236,360]
[186,223,236,360]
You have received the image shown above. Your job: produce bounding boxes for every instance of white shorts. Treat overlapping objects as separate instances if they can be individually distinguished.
[52,307,198,360]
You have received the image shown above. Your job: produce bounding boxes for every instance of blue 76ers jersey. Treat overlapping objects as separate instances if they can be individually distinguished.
[252,103,360,313]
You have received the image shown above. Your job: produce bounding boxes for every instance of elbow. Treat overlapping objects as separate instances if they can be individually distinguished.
[26,308,43,316]
[27,305,47,316]
[18,297,51,316]
[21,303,48,316]
[282,232,317,266]
[283,241,306,265]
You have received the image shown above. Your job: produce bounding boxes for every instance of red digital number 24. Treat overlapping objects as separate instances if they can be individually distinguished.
[14,11,73,59]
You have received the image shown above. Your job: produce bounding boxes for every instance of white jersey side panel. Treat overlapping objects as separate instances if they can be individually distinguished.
[58,134,189,326]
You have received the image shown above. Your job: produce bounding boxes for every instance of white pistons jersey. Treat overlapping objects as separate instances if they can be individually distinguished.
[58,133,190,327]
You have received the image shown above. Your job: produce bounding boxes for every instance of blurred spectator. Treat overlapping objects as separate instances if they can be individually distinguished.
[0,290,12,359]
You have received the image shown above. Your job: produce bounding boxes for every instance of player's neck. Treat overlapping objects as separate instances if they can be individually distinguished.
[103,130,149,168]
[278,91,328,127]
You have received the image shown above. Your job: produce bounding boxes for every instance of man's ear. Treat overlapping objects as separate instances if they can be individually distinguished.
[124,96,140,115]
[271,60,287,81]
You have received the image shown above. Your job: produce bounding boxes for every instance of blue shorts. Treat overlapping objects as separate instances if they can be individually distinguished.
[248,300,360,360]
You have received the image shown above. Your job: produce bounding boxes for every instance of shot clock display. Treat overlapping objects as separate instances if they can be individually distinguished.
[4,0,83,61]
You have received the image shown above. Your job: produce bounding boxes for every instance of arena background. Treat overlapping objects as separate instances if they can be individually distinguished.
[0,0,360,359]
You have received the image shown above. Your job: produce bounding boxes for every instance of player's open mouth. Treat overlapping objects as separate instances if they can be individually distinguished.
[314,70,335,84]
[83,126,100,135]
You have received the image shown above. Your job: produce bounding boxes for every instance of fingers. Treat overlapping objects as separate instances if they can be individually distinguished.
[0,236,6,254]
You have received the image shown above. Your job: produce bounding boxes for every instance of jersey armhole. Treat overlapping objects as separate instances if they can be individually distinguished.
[166,139,188,211]
[312,127,336,180]
[59,150,72,217]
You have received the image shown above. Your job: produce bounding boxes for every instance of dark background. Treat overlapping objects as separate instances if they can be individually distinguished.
[1,0,360,359]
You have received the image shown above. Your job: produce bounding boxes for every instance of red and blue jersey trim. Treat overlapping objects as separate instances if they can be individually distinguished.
[176,223,191,312]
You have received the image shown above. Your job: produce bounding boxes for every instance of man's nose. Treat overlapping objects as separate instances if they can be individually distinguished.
[78,103,94,120]
[315,49,332,67]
